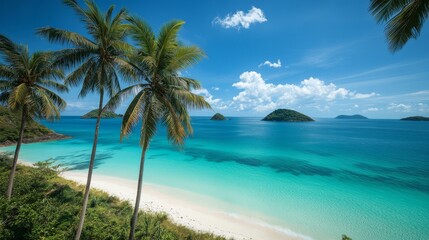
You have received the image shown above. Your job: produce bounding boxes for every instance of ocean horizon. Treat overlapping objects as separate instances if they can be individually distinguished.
[1,116,428,240]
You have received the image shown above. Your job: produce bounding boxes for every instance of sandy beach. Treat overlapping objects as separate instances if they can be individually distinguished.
[60,170,310,240]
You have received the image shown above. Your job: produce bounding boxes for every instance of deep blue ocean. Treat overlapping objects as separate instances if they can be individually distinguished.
[1,117,428,240]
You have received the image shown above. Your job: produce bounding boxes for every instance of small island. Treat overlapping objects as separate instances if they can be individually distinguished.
[211,113,226,121]
[262,109,314,122]
[0,106,69,146]
[400,116,429,121]
[335,114,368,119]
[81,109,123,119]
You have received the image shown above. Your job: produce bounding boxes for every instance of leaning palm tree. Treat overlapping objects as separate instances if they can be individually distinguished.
[370,0,429,52]
[104,17,211,240]
[37,1,132,239]
[0,34,68,200]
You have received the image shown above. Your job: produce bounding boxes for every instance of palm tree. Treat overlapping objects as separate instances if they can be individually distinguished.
[370,0,429,52]
[104,17,211,240]
[37,1,132,239]
[0,34,68,200]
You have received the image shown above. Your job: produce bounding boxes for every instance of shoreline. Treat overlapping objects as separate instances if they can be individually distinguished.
[0,133,71,147]
[60,170,310,240]
[16,159,310,240]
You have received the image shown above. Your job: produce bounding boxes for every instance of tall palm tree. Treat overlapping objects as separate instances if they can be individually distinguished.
[37,1,132,239]
[0,34,68,200]
[104,17,211,240]
[370,0,429,52]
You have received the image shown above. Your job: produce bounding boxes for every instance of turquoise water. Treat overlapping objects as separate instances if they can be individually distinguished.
[1,117,429,240]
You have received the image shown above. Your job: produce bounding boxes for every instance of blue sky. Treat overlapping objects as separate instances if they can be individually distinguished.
[1,0,428,118]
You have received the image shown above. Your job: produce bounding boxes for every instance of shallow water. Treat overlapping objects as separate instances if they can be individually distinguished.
[2,117,428,240]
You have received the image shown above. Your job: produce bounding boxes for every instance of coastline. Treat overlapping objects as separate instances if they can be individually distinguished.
[61,170,310,240]
[0,133,71,147]
[16,159,310,240]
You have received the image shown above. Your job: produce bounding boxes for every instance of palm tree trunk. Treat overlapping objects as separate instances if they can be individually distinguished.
[128,146,147,240]
[5,106,27,200]
[74,91,104,240]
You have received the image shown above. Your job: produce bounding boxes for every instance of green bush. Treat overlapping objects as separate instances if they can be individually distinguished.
[0,156,227,240]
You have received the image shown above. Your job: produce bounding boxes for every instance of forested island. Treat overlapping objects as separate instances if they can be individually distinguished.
[81,109,123,119]
[400,116,429,121]
[211,113,226,120]
[262,109,314,122]
[335,114,368,119]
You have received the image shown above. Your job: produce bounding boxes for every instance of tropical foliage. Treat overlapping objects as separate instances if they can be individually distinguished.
[0,34,67,200]
[37,0,133,238]
[104,17,211,239]
[370,0,429,51]
[0,154,227,240]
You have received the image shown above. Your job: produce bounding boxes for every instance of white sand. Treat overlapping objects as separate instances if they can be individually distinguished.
[61,171,311,240]
[19,160,311,240]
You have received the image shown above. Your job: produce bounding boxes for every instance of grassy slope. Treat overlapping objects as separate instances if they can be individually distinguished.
[0,155,227,240]
[0,106,66,145]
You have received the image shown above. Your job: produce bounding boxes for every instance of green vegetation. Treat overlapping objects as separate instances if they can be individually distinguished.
[370,0,429,52]
[262,109,314,122]
[0,34,67,200]
[335,114,368,119]
[211,113,226,120]
[104,17,210,239]
[0,106,67,145]
[0,154,226,240]
[81,109,123,119]
[400,116,429,121]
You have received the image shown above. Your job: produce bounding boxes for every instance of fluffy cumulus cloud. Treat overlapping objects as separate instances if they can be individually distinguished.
[231,71,378,112]
[192,88,227,110]
[259,59,281,68]
[213,7,267,29]
[387,103,412,112]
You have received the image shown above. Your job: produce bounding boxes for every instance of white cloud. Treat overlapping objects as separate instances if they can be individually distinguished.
[67,101,96,110]
[387,103,412,112]
[417,103,429,112]
[213,7,267,29]
[259,59,282,68]
[366,107,379,112]
[212,87,220,91]
[231,71,377,112]
[351,92,379,99]
[192,88,227,110]
[354,104,359,108]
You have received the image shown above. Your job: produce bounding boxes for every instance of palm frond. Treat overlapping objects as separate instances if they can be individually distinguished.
[0,65,15,79]
[140,97,159,148]
[370,0,429,52]
[8,83,28,109]
[167,46,205,72]
[127,16,156,56]
[38,80,69,93]
[65,57,96,87]
[121,90,146,139]
[104,83,149,112]
[156,20,184,70]
[37,27,97,49]
[34,85,67,110]
[370,0,410,22]
[386,0,429,51]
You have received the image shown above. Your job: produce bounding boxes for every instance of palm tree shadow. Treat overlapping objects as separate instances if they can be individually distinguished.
[54,153,113,171]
